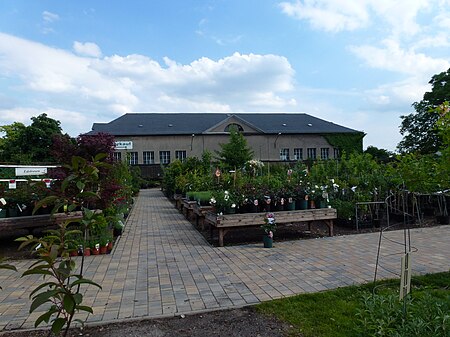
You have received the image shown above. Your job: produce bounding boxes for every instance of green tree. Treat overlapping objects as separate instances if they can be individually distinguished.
[398,68,450,154]
[0,114,63,163]
[216,129,253,170]
[364,146,394,162]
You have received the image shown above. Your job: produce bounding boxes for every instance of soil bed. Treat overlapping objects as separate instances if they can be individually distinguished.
[0,307,294,337]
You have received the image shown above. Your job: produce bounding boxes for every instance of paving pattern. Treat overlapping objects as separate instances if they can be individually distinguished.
[0,189,449,332]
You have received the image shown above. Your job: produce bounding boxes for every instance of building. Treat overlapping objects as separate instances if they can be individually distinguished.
[89,113,364,177]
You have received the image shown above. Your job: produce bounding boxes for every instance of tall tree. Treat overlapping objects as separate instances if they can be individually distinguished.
[216,128,253,170]
[0,114,63,163]
[398,68,450,154]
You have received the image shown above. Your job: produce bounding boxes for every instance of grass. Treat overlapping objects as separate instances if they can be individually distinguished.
[257,271,450,337]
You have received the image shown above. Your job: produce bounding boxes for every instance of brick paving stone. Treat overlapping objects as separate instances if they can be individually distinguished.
[0,188,449,332]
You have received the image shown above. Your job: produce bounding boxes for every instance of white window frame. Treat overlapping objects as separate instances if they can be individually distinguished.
[175,150,187,162]
[128,152,138,165]
[294,148,303,161]
[280,148,290,161]
[112,152,122,162]
[307,148,316,160]
[159,151,171,164]
[320,148,330,160]
[143,151,155,164]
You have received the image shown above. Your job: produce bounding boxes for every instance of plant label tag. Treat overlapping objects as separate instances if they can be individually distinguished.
[0,198,6,205]
[44,179,51,188]
[9,180,16,189]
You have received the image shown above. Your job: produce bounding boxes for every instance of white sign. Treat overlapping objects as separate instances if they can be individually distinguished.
[114,141,133,150]
[9,179,16,189]
[15,167,48,176]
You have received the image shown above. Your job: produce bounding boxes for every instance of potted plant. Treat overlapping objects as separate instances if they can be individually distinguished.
[261,212,277,248]
[99,235,109,254]
[91,241,100,255]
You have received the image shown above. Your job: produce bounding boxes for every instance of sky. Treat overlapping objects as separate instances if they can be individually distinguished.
[0,1,449,151]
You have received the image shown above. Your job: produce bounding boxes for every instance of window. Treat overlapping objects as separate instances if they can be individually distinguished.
[175,150,187,162]
[128,152,138,165]
[143,151,155,164]
[307,148,316,159]
[280,148,290,161]
[224,123,244,132]
[112,152,122,162]
[334,148,340,159]
[159,151,171,164]
[294,148,303,161]
[320,148,330,160]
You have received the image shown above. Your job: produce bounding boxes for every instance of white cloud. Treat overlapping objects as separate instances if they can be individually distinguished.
[0,33,297,135]
[279,0,430,35]
[349,39,450,75]
[279,0,370,32]
[73,41,102,58]
[42,11,59,23]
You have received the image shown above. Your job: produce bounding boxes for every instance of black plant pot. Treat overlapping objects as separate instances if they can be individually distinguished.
[436,215,449,225]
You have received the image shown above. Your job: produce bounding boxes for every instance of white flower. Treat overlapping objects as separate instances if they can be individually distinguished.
[351,186,357,192]
[231,203,236,208]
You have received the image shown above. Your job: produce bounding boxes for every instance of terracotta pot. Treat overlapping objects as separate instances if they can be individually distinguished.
[83,248,91,256]
[100,246,108,254]
[69,250,78,257]
[107,242,113,251]
[92,248,100,255]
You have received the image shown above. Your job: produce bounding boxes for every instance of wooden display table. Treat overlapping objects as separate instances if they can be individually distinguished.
[192,204,214,230]
[205,208,337,247]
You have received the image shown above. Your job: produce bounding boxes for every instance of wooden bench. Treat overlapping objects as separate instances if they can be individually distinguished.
[205,208,337,247]
[0,211,85,236]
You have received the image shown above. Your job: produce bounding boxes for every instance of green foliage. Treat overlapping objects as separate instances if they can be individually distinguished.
[398,68,450,154]
[356,292,449,337]
[364,146,394,162]
[323,132,365,155]
[16,221,101,336]
[258,272,450,337]
[0,114,63,164]
[162,151,214,196]
[215,129,253,170]
[392,153,440,193]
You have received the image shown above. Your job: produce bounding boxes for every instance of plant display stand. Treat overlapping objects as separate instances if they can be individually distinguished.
[205,208,337,247]
[192,203,214,230]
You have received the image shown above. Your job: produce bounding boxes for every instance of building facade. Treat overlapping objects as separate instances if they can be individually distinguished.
[89,113,364,175]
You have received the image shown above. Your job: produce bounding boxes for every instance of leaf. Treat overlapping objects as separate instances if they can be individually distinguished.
[63,294,75,314]
[30,282,59,297]
[30,289,59,313]
[70,278,102,289]
[23,269,53,277]
[75,305,93,314]
[73,293,83,305]
[0,263,17,272]
[51,317,67,334]
[34,311,53,327]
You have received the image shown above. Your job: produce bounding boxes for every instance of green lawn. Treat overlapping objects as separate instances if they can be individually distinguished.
[257,271,450,337]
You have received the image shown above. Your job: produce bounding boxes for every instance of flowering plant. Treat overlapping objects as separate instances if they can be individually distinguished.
[210,190,236,214]
[261,212,276,237]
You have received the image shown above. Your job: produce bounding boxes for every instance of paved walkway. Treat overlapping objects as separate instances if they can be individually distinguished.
[0,189,449,331]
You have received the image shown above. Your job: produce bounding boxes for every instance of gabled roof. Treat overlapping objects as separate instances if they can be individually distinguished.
[89,113,362,136]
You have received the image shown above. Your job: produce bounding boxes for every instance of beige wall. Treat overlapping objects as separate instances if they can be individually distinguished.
[114,133,337,164]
